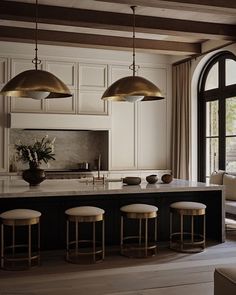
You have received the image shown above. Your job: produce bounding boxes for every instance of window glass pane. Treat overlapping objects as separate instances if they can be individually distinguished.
[204,62,218,91]
[206,100,218,136]
[226,137,236,172]
[206,138,219,177]
[226,97,236,136]
[226,59,236,86]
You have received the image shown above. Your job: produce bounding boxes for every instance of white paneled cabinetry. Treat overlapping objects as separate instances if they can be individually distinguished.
[110,65,169,171]
[1,44,171,172]
[78,63,108,115]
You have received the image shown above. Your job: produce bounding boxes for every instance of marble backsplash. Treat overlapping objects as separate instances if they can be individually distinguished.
[9,129,108,171]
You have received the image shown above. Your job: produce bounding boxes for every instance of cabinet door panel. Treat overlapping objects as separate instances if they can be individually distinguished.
[46,61,76,88]
[10,59,44,112]
[138,100,167,169]
[80,64,107,88]
[110,66,137,170]
[111,102,136,169]
[45,61,76,113]
[78,90,107,115]
[138,67,168,169]
[46,91,76,114]
[139,67,167,96]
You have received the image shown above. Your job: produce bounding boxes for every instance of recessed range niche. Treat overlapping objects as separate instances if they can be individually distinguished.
[9,129,108,171]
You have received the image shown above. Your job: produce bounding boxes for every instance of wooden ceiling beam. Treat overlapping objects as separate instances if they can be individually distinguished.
[99,0,236,11]
[0,26,201,55]
[98,0,236,12]
[0,1,235,40]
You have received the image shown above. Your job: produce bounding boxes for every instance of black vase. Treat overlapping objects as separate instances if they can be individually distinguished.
[22,167,46,186]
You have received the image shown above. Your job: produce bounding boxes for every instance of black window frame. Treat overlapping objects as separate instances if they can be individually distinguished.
[198,51,236,182]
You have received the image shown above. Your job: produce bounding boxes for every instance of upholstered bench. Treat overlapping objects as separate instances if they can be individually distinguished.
[210,171,236,223]
[214,267,236,295]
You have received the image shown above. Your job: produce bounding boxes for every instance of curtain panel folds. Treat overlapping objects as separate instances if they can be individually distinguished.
[171,61,191,180]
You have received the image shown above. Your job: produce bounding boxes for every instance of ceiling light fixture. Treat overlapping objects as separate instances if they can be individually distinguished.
[0,0,71,100]
[101,6,164,102]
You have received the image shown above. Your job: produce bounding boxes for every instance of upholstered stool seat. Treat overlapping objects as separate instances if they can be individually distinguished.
[170,201,206,253]
[120,203,158,258]
[214,267,236,295]
[65,206,105,263]
[0,209,41,270]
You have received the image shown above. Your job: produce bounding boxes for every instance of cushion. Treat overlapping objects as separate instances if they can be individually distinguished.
[210,170,225,185]
[0,209,41,220]
[120,204,158,213]
[65,206,104,216]
[170,201,206,210]
[223,174,236,201]
[225,201,236,215]
[214,267,236,295]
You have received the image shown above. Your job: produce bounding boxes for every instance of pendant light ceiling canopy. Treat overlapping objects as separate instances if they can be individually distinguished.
[102,6,164,102]
[0,0,71,100]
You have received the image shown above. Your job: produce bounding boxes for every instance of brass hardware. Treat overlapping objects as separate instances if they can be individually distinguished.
[101,6,164,102]
[66,214,105,264]
[120,212,158,258]
[170,207,206,253]
[1,217,41,270]
[0,0,71,99]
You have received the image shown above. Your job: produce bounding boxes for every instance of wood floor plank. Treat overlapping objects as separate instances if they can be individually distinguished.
[0,236,235,295]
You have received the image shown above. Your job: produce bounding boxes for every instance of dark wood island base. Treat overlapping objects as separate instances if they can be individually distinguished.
[0,179,224,250]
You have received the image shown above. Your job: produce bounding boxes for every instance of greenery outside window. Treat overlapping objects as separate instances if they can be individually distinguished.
[198,51,236,182]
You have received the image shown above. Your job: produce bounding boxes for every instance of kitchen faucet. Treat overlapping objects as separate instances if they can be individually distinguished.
[97,154,101,179]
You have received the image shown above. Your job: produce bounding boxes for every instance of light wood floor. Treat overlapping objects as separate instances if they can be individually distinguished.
[0,234,236,295]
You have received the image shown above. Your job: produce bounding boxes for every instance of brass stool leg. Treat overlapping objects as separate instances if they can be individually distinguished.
[28,224,31,268]
[66,220,69,261]
[93,221,96,263]
[154,216,157,254]
[75,220,78,257]
[170,212,173,248]
[1,224,4,269]
[12,224,15,256]
[102,218,105,260]
[191,215,194,244]
[38,222,40,265]
[145,218,148,257]
[203,214,206,249]
[180,214,183,251]
[120,216,124,255]
[139,218,142,245]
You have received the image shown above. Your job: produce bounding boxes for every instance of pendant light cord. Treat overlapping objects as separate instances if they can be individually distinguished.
[129,6,139,77]
[32,0,41,70]
[131,6,136,77]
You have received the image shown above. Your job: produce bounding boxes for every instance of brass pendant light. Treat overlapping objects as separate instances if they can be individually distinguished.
[101,6,164,102]
[0,0,71,100]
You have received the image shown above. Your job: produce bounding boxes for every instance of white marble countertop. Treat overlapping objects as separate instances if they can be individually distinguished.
[0,178,223,198]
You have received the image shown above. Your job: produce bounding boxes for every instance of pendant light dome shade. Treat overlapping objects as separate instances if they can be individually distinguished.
[0,69,72,99]
[101,6,164,103]
[0,0,71,100]
[101,76,164,102]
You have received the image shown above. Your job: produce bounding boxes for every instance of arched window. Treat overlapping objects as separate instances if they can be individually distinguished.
[198,51,236,181]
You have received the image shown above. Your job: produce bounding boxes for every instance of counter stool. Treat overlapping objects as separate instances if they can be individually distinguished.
[170,201,206,253]
[65,206,105,264]
[0,209,41,270]
[120,204,158,258]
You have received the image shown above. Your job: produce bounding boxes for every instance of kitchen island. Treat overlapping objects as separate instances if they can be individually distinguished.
[0,178,224,249]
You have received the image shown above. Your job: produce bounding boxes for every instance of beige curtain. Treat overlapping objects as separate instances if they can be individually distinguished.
[171,61,191,180]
